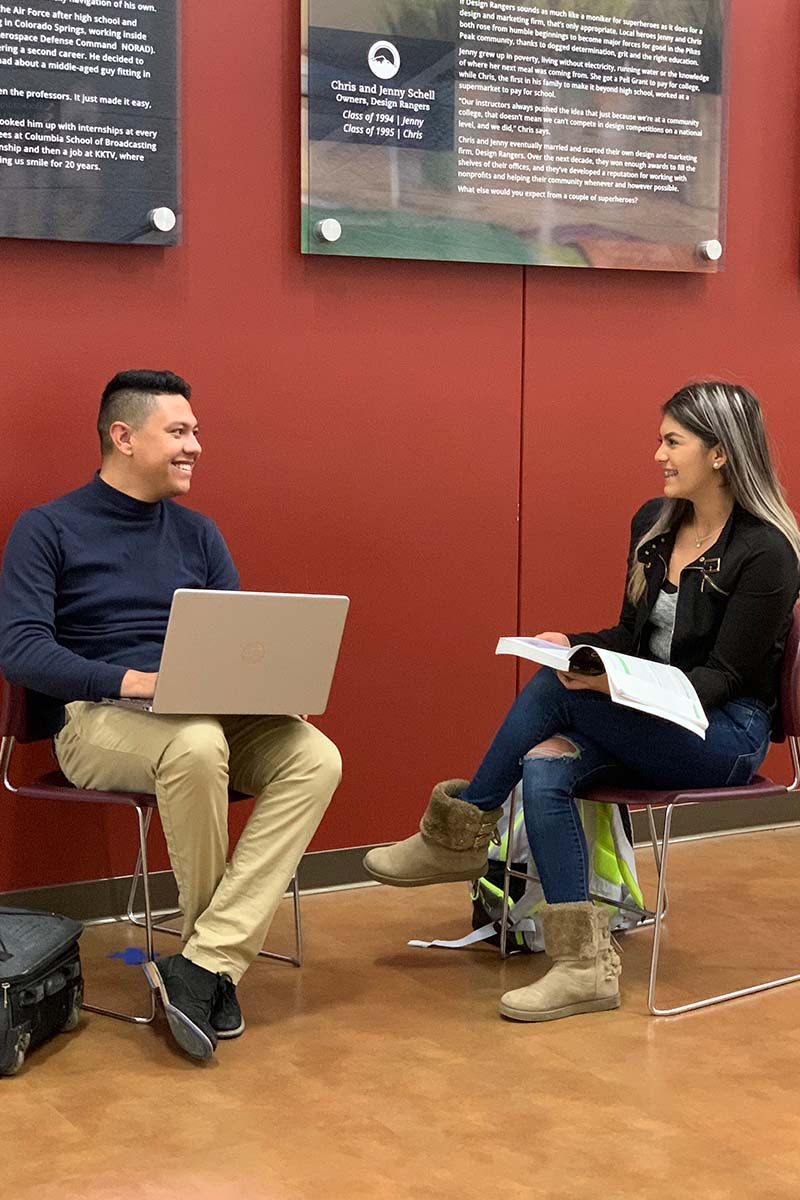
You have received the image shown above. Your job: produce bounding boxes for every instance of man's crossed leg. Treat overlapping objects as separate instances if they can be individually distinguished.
[55,703,341,1059]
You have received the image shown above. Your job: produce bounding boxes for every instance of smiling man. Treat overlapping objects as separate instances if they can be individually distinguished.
[0,370,342,1061]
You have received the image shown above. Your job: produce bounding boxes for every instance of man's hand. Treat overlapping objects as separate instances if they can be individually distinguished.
[535,631,571,646]
[120,670,158,699]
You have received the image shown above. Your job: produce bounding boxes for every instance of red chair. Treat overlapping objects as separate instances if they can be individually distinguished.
[501,608,800,1016]
[0,680,303,1025]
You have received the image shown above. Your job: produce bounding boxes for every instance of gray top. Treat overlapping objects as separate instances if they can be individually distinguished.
[648,588,679,664]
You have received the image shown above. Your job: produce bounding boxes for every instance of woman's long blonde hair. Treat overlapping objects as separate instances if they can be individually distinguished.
[628,382,800,605]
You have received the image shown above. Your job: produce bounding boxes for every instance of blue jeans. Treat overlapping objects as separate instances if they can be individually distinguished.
[461,669,772,903]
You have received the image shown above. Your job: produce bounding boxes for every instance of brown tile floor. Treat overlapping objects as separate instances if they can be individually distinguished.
[6,827,800,1200]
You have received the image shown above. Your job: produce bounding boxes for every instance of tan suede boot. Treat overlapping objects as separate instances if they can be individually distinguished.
[363,780,503,887]
[498,902,621,1022]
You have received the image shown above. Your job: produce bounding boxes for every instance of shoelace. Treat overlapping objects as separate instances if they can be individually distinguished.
[216,974,236,1007]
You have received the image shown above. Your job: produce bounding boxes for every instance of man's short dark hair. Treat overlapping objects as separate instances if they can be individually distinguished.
[98,369,192,457]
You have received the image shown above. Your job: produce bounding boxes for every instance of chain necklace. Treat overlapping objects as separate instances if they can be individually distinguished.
[692,515,727,549]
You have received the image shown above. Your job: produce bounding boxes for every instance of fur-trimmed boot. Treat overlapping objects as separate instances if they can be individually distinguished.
[498,902,621,1022]
[363,780,503,887]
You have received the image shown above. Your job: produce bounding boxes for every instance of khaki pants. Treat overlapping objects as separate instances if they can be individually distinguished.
[55,703,342,983]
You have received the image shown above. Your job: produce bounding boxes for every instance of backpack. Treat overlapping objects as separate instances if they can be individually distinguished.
[410,792,645,954]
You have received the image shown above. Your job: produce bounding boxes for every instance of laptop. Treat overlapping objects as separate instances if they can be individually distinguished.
[106,590,349,715]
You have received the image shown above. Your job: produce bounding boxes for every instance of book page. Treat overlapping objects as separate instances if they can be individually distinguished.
[495,637,572,671]
[591,648,707,732]
[495,638,707,737]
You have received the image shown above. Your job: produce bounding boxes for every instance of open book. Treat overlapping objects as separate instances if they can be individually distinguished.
[495,637,708,738]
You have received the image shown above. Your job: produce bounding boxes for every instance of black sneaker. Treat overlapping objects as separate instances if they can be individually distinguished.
[211,973,245,1039]
[142,955,218,1060]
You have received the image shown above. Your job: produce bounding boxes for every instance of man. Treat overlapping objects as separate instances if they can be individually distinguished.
[0,370,342,1061]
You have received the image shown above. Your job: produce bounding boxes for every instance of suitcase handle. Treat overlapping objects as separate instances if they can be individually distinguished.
[19,970,68,1007]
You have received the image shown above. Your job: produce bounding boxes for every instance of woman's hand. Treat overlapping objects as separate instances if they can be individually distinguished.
[556,670,611,695]
[534,631,571,646]
[534,632,610,693]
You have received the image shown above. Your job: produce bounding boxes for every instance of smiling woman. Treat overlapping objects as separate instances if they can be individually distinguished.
[633,382,800,602]
[364,380,800,1026]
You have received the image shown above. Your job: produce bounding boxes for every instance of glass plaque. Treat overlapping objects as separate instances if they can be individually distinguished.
[0,0,179,245]
[302,0,728,271]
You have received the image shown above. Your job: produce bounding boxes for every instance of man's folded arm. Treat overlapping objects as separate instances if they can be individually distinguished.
[0,510,127,702]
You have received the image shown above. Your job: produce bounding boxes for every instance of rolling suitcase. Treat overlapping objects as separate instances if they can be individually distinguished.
[0,907,84,1076]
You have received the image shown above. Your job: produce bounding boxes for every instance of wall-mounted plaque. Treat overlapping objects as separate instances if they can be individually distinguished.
[0,0,179,245]
[302,0,727,271]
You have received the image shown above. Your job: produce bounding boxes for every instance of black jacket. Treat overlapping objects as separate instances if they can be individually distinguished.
[568,499,799,717]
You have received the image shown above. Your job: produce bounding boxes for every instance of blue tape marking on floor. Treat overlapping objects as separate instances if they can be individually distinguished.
[107,948,161,965]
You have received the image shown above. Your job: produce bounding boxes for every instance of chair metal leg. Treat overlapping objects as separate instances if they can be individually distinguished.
[125,808,154,921]
[126,808,184,935]
[646,805,662,875]
[626,806,668,932]
[646,803,673,1015]
[293,873,304,964]
[647,803,800,1016]
[82,805,157,1024]
[256,873,303,967]
[647,805,668,919]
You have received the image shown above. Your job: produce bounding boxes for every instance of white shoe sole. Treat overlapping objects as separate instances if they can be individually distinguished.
[142,961,216,1060]
[363,862,488,887]
[214,1019,245,1039]
[499,995,620,1022]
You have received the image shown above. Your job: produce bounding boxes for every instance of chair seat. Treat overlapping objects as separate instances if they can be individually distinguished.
[18,770,158,807]
[582,773,786,809]
[18,771,251,808]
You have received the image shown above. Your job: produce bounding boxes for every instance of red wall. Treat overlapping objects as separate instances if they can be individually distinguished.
[517,0,800,760]
[2,2,799,892]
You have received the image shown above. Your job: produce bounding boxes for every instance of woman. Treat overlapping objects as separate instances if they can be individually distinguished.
[364,382,800,1022]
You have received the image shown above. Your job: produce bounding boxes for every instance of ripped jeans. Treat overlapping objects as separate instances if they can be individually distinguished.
[461,668,772,903]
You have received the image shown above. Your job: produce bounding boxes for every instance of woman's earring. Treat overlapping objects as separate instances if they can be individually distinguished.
[713,461,721,469]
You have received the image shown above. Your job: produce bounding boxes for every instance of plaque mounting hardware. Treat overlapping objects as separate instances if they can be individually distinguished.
[697,239,723,262]
[314,218,343,244]
[148,207,178,234]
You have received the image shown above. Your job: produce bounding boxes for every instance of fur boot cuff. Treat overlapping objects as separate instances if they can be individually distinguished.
[542,902,610,961]
[419,780,502,851]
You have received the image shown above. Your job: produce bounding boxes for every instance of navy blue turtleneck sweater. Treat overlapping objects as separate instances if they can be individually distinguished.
[0,475,239,730]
